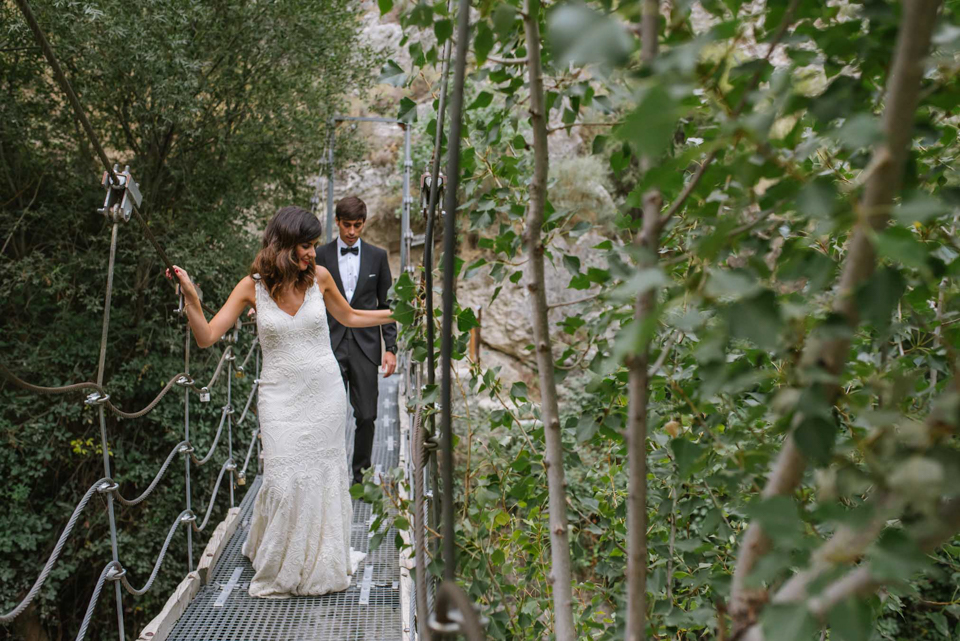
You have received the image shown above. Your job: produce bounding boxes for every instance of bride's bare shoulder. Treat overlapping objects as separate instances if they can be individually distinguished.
[315,265,332,286]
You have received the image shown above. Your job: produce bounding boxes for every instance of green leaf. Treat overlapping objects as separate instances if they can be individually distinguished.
[492,4,517,37]
[457,307,480,331]
[510,382,529,401]
[797,177,840,219]
[835,114,883,150]
[397,96,418,123]
[468,91,493,110]
[377,59,406,87]
[873,227,928,271]
[434,19,453,44]
[474,22,494,64]
[705,269,760,299]
[408,2,433,27]
[670,437,706,479]
[377,0,393,15]
[793,416,838,466]
[827,597,872,641]
[726,290,783,351]
[547,2,634,67]
[744,496,804,547]
[868,529,930,582]
[760,604,818,641]
[855,266,905,331]
[576,415,599,443]
[617,85,680,158]
[895,193,948,226]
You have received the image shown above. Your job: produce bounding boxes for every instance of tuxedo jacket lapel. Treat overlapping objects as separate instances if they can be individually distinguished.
[326,241,346,298]
[352,244,374,304]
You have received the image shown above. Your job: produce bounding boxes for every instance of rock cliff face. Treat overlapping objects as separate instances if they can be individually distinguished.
[318,2,618,395]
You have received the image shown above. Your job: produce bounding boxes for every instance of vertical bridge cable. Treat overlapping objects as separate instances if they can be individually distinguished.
[94,222,125,639]
[415,4,453,635]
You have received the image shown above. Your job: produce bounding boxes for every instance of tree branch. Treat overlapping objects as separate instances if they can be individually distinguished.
[728,0,944,631]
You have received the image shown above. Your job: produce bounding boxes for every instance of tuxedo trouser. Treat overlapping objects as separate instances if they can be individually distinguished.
[334,330,379,483]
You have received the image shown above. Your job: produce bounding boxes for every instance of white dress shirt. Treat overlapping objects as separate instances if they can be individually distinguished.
[337,237,361,302]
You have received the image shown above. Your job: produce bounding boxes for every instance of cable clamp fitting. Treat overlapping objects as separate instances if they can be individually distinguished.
[178,444,195,455]
[105,564,127,581]
[98,165,142,223]
[175,376,195,388]
[180,512,197,524]
[84,391,110,406]
[222,404,235,415]
[225,461,237,472]
[97,480,119,494]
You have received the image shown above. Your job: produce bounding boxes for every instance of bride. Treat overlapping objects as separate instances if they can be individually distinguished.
[166,205,394,598]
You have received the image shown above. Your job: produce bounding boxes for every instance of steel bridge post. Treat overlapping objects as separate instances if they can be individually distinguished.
[184,323,194,572]
[326,120,336,244]
[95,222,125,640]
[227,342,235,508]
[401,124,413,273]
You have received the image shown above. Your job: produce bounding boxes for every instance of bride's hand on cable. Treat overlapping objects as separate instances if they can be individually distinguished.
[165,265,199,302]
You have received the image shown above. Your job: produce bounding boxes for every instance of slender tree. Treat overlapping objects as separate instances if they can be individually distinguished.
[522,1,576,639]
[625,0,660,638]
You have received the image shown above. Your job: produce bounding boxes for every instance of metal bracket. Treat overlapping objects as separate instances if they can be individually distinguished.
[98,165,142,223]
[105,564,127,581]
[98,481,119,494]
[84,391,110,406]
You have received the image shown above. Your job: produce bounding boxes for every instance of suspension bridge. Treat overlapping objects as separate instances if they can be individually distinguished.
[1,0,485,639]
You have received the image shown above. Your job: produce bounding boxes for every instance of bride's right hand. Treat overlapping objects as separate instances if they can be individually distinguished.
[165,265,199,301]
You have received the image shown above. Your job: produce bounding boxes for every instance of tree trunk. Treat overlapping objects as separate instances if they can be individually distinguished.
[522,2,576,640]
[728,0,943,631]
[626,4,659,639]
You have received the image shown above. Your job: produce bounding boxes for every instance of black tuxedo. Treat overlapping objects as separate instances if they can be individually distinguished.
[316,239,397,484]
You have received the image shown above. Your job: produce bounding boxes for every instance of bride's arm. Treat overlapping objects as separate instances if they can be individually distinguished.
[316,266,394,328]
[166,267,256,348]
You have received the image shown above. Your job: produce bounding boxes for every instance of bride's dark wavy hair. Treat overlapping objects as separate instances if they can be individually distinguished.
[250,206,322,300]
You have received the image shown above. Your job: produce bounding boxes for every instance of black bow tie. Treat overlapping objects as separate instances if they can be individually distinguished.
[340,246,358,256]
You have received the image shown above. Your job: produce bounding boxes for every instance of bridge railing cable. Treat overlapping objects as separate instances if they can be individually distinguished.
[2,2,261,638]
[401,0,489,638]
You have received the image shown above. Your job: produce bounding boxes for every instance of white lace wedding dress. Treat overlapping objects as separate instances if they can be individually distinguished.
[242,276,365,598]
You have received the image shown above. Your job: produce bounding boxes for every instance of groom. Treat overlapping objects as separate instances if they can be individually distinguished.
[316,196,398,486]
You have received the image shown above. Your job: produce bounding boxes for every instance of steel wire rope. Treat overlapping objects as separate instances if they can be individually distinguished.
[236,337,259,374]
[75,562,122,641]
[0,361,210,419]
[11,0,217,316]
[117,509,196,596]
[0,477,111,623]
[193,459,236,532]
[202,346,233,391]
[113,440,189,507]
[189,404,233,467]
[238,428,260,478]
[234,379,260,425]
[414,9,453,635]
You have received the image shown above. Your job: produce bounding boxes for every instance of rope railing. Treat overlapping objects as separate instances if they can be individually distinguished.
[0,477,111,623]
[114,441,190,507]
[1,1,263,638]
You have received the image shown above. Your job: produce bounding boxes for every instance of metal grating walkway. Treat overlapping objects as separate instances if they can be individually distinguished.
[168,377,403,640]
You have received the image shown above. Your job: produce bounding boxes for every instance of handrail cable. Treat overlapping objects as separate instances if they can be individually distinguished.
[3,4,258,637]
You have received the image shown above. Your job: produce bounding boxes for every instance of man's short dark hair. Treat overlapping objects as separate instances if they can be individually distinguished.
[335,196,367,222]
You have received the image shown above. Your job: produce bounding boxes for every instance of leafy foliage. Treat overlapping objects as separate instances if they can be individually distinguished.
[382,0,960,639]
[0,1,371,638]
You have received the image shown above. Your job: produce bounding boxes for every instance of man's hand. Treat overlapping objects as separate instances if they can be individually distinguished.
[382,351,397,378]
